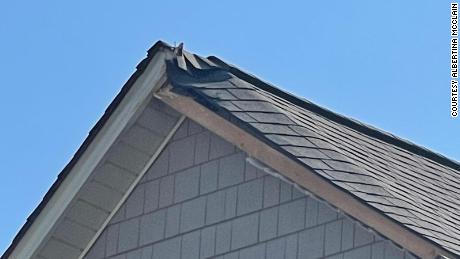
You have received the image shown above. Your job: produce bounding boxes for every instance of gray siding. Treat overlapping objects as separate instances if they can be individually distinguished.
[85,119,417,259]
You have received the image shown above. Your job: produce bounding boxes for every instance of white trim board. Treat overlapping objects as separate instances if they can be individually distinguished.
[7,50,171,259]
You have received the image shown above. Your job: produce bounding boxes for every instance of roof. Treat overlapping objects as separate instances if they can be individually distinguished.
[3,41,459,259]
[164,46,460,256]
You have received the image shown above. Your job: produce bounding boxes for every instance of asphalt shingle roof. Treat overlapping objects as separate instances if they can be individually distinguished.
[166,48,460,256]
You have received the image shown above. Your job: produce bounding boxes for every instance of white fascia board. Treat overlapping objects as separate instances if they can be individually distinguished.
[8,50,171,259]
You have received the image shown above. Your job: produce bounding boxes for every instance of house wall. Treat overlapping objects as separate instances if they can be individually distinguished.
[84,118,418,259]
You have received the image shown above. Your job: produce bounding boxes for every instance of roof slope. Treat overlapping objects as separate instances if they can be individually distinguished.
[165,48,460,256]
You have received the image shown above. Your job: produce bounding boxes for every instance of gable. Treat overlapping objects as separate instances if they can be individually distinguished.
[4,41,458,259]
[85,119,417,259]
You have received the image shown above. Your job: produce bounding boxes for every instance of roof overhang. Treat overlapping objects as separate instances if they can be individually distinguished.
[2,42,183,259]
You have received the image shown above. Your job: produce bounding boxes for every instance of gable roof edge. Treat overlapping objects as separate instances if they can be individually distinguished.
[156,85,458,259]
[207,55,460,172]
[2,41,175,259]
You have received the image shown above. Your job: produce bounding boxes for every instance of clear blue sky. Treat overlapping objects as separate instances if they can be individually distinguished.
[0,0,456,254]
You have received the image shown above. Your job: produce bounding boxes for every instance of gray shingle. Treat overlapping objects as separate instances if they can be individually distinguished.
[237,178,263,215]
[165,204,181,237]
[152,237,181,259]
[174,166,200,203]
[200,160,218,194]
[200,226,216,259]
[215,222,232,254]
[218,152,245,188]
[266,238,285,259]
[263,176,280,208]
[206,190,226,224]
[118,218,139,252]
[325,220,342,255]
[259,207,278,241]
[139,210,166,245]
[278,199,306,235]
[169,135,195,173]
[231,213,259,249]
[239,243,266,259]
[181,231,200,259]
[180,197,206,232]
[298,225,325,259]
[343,245,371,259]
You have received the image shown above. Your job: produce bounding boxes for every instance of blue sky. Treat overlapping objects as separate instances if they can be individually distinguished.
[0,0,456,254]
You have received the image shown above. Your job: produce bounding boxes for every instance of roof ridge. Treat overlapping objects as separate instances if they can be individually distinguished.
[206,55,460,173]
